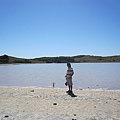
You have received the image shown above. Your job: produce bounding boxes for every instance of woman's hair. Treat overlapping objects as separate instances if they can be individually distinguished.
[67,62,71,67]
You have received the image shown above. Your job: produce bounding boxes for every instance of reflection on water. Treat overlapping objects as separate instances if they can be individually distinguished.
[0,63,120,90]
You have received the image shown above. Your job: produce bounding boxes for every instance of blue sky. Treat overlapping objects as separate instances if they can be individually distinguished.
[0,0,120,58]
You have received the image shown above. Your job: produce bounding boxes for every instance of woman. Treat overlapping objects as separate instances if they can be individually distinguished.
[65,63,74,93]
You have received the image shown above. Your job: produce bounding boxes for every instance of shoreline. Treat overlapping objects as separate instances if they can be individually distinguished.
[0,85,120,91]
[0,86,120,120]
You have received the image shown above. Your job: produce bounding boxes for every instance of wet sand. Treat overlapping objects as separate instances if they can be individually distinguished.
[0,86,120,120]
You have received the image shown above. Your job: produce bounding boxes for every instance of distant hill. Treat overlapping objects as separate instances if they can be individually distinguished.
[0,54,120,64]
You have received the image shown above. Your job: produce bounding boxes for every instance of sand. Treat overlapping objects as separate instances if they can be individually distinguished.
[0,86,120,120]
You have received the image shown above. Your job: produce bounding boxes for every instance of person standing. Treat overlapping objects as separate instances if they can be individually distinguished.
[52,82,55,88]
[65,63,74,93]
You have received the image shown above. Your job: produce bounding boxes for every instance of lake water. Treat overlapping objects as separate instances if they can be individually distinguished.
[0,63,120,90]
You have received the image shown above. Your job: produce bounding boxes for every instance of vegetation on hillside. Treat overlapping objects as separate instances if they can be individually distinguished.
[0,54,120,64]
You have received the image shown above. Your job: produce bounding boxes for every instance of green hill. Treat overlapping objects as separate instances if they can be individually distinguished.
[0,54,120,64]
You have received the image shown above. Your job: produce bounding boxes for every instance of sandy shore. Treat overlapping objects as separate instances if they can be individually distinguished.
[0,87,120,120]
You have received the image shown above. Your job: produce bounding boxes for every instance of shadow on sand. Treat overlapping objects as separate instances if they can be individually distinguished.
[67,92,77,97]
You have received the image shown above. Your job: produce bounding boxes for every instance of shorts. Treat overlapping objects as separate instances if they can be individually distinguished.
[66,77,73,86]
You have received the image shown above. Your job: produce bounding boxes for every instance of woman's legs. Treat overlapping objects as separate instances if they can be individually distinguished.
[67,78,73,93]
[68,85,72,92]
